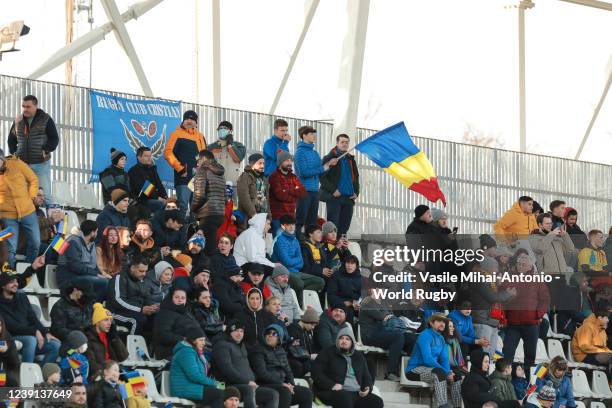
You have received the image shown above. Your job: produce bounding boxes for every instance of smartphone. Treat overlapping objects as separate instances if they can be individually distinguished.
[452,227,459,234]
[341,233,347,240]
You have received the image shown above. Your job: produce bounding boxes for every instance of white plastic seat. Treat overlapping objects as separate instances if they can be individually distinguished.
[346,216,363,240]
[86,212,98,221]
[294,378,309,388]
[161,370,196,406]
[78,183,102,210]
[400,356,432,388]
[572,369,604,399]
[27,295,50,327]
[64,210,80,236]
[591,402,606,408]
[535,339,549,363]
[591,370,612,399]
[547,339,583,369]
[575,401,586,408]
[546,317,570,340]
[303,290,323,314]
[16,262,42,294]
[137,369,182,405]
[44,265,60,295]
[20,362,43,387]
[53,181,75,207]
[364,243,382,267]
[289,288,304,316]
[347,241,362,265]
[126,335,167,368]
[567,341,601,370]
[513,339,525,363]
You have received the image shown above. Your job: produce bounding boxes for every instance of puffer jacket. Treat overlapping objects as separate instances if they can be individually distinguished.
[287,321,315,355]
[95,204,130,243]
[494,202,537,240]
[153,289,200,360]
[237,166,270,219]
[211,269,247,319]
[8,109,59,164]
[0,155,38,219]
[191,159,226,219]
[314,311,349,351]
[266,276,301,323]
[268,167,306,220]
[106,268,152,315]
[233,213,275,268]
[294,141,325,192]
[170,341,217,400]
[49,296,94,342]
[249,323,295,385]
[211,333,256,385]
[164,125,207,186]
[571,313,611,361]
[405,327,450,374]
[326,264,361,309]
[93,380,123,408]
[271,230,303,273]
[192,300,224,339]
[528,230,575,275]
[99,165,130,204]
[489,370,518,401]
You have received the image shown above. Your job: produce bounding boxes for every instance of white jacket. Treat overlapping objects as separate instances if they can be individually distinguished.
[233,213,275,268]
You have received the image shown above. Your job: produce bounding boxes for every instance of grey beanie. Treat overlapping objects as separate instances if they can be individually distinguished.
[272,264,289,278]
[42,363,61,382]
[321,221,337,236]
[276,150,293,167]
[431,208,448,222]
[67,330,88,350]
[301,308,320,323]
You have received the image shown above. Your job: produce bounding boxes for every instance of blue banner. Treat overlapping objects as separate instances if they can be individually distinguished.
[89,90,181,188]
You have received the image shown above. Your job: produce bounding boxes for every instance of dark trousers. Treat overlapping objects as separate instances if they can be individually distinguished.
[289,358,312,378]
[364,331,416,375]
[325,197,354,236]
[502,324,539,374]
[199,215,225,255]
[296,191,320,239]
[197,386,223,408]
[265,384,312,408]
[316,390,384,408]
[232,384,279,408]
[111,308,151,336]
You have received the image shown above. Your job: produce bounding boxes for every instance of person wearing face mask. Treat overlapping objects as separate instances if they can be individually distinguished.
[208,121,246,187]
[164,110,207,215]
[153,287,200,360]
[59,330,90,386]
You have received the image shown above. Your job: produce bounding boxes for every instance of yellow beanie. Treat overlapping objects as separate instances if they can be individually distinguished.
[174,254,192,267]
[92,302,113,326]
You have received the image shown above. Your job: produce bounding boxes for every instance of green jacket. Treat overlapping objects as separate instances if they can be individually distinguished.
[489,370,517,401]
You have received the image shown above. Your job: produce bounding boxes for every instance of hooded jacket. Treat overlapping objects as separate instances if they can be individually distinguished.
[500,269,550,326]
[233,213,275,268]
[8,109,59,164]
[494,202,537,240]
[211,268,247,319]
[239,273,272,300]
[49,295,94,342]
[405,327,450,374]
[528,229,575,275]
[534,364,575,408]
[294,141,325,192]
[266,276,301,324]
[268,167,306,220]
[287,321,315,355]
[144,267,172,304]
[461,350,503,408]
[127,161,168,201]
[571,313,611,361]
[191,158,226,219]
[448,310,477,345]
[271,229,303,273]
[326,264,362,309]
[211,332,256,385]
[95,204,130,243]
[170,340,217,400]
[314,311,349,351]
[192,299,224,339]
[153,287,200,360]
[490,369,518,402]
[249,323,295,385]
[237,166,270,219]
[83,325,128,381]
[0,155,38,219]
[235,288,277,346]
[99,165,130,204]
[56,233,100,288]
[164,125,207,186]
[312,327,372,393]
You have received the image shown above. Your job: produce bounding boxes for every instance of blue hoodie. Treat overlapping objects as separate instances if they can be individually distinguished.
[294,141,324,192]
[263,135,289,177]
[448,310,477,345]
[271,230,303,273]
[170,341,217,401]
[405,328,450,375]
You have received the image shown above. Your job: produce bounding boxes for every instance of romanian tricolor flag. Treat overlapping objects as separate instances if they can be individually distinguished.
[68,357,82,370]
[50,235,70,255]
[0,372,6,386]
[140,181,155,197]
[0,228,14,242]
[118,372,147,399]
[534,364,548,380]
[355,122,446,205]
[56,214,69,236]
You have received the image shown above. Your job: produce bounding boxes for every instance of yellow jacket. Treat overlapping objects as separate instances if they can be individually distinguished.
[0,156,38,219]
[126,396,151,408]
[571,313,611,362]
[493,202,537,240]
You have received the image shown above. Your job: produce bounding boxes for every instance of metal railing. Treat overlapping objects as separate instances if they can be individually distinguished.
[1,74,611,233]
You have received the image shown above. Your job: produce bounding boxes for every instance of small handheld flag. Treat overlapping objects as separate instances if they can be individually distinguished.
[139,181,155,197]
[493,350,504,361]
[0,372,6,386]
[68,357,82,370]
[45,234,70,256]
[56,214,69,236]
[0,228,14,242]
[354,122,446,206]
[534,364,548,380]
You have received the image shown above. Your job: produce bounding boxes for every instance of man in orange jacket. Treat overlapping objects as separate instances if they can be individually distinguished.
[571,302,612,371]
[164,110,207,215]
[493,196,537,243]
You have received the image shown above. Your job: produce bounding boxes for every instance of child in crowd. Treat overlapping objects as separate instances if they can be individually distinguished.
[59,331,89,385]
[490,359,518,402]
[511,364,529,400]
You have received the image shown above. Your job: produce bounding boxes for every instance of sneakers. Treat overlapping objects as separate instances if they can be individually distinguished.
[385,373,400,382]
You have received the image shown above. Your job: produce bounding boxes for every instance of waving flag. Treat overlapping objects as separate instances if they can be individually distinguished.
[534,364,548,379]
[0,228,14,242]
[50,235,70,255]
[355,122,446,206]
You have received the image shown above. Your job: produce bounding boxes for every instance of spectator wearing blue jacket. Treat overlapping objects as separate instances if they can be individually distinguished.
[405,314,462,408]
[534,356,576,408]
[293,126,337,238]
[263,119,290,177]
[59,330,90,385]
[271,215,323,308]
[170,326,223,407]
[449,300,489,357]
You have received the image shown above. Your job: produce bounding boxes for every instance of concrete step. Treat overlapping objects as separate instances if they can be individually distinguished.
[375,379,402,393]
[381,391,412,403]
